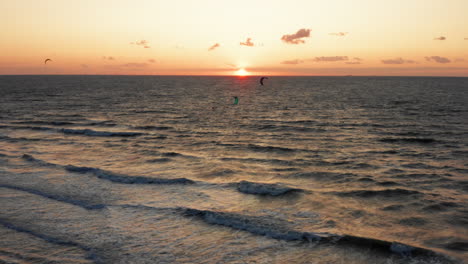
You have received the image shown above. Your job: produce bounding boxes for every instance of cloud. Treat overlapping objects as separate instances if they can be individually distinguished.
[240,38,254,47]
[148,59,156,63]
[465,38,468,40]
[248,66,468,77]
[121,63,148,68]
[381,58,417,64]
[281,28,311,44]
[329,32,348,36]
[434,36,446,40]
[81,64,88,68]
[281,56,357,65]
[136,40,148,45]
[281,59,304,65]
[312,56,348,62]
[102,56,115,60]
[208,43,220,51]
[454,58,465,62]
[131,40,151,48]
[345,57,363,64]
[425,56,451,63]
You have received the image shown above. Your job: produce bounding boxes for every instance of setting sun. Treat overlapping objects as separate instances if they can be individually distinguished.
[235,68,249,76]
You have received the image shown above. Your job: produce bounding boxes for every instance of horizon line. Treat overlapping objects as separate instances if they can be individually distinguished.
[1,74,468,78]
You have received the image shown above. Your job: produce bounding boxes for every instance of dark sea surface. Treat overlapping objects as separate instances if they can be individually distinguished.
[0,75,467,263]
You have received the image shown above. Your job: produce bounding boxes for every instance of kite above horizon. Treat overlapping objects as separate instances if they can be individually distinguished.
[44,59,52,64]
[260,77,268,86]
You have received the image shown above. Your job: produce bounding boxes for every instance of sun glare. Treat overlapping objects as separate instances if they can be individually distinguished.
[235,68,249,76]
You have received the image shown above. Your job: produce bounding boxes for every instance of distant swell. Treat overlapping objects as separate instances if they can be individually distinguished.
[0,135,58,143]
[334,188,422,198]
[237,181,302,196]
[250,124,326,133]
[162,152,181,157]
[65,165,194,185]
[0,184,105,210]
[11,121,75,126]
[0,125,143,137]
[146,158,171,163]
[134,125,172,130]
[379,138,437,144]
[247,144,297,153]
[60,128,143,137]
[288,171,356,181]
[82,121,117,127]
[0,125,53,131]
[221,157,299,166]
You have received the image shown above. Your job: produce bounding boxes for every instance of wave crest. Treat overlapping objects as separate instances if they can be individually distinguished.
[237,181,302,196]
[65,165,194,185]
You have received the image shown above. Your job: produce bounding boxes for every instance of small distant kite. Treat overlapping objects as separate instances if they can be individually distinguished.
[260,77,268,86]
[44,59,52,64]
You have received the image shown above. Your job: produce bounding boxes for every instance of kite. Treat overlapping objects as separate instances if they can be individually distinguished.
[260,77,268,86]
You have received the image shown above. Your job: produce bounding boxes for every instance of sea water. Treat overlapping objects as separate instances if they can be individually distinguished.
[0,75,467,263]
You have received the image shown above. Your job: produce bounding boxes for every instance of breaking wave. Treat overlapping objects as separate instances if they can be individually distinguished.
[181,208,447,259]
[21,154,57,167]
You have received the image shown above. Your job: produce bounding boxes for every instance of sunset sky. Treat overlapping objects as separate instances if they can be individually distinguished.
[1,0,467,76]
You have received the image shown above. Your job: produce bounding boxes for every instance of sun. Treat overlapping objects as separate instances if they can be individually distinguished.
[235,68,249,76]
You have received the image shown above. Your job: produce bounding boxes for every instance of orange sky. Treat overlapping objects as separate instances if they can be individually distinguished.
[1,0,467,76]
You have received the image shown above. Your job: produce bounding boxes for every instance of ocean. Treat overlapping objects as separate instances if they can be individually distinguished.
[0,75,467,263]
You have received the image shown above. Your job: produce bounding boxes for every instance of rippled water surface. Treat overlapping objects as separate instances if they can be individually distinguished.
[0,75,467,263]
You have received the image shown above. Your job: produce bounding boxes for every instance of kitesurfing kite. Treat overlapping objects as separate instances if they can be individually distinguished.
[44,59,52,64]
[260,77,268,86]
